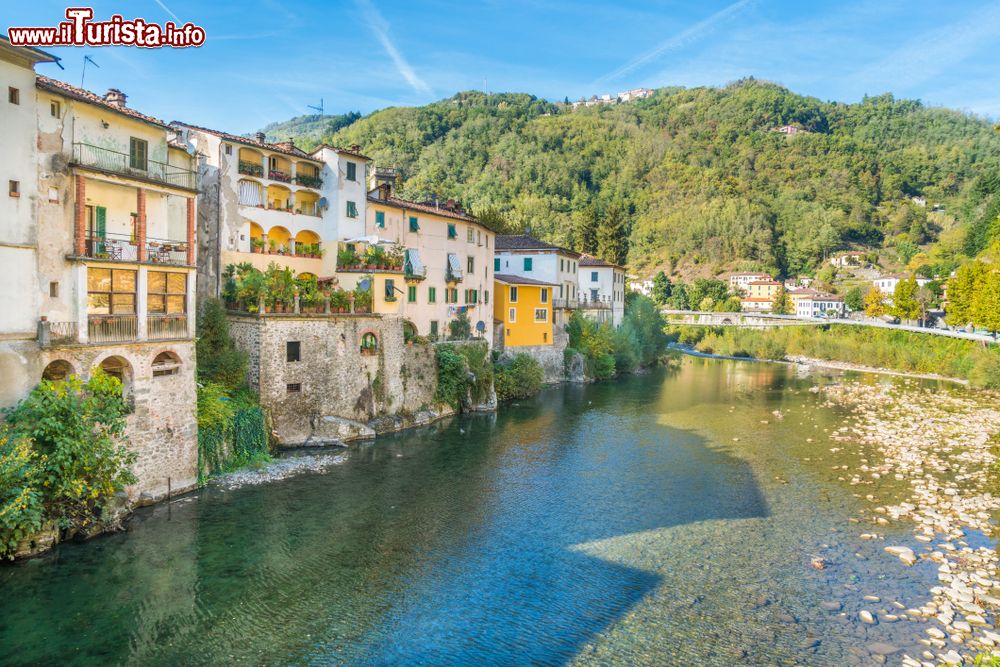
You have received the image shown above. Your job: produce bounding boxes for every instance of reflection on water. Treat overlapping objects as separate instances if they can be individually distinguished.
[0,359,955,665]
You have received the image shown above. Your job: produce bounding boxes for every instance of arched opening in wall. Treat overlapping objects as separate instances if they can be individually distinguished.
[42,359,75,382]
[98,355,133,397]
[360,331,379,356]
[237,179,262,207]
[247,221,264,253]
[151,351,181,377]
[402,320,417,344]
[238,147,264,177]
[294,228,320,256]
[266,184,292,212]
[295,190,320,217]
[267,225,291,254]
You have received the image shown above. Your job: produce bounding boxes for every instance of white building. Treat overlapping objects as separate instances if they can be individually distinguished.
[174,123,371,297]
[578,254,626,327]
[796,294,845,319]
[830,252,865,268]
[629,279,653,296]
[873,273,930,295]
[728,272,772,294]
[494,234,580,308]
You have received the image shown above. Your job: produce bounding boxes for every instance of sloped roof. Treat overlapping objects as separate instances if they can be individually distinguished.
[495,234,580,257]
[494,273,558,287]
[36,75,168,128]
[368,190,488,227]
[579,254,624,269]
[172,121,321,161]
[310,143,372,161]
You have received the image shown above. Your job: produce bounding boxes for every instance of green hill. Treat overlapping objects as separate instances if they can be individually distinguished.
[261,81,1000,278]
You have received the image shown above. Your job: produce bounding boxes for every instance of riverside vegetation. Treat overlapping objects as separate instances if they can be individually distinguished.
[670,324,1000,389]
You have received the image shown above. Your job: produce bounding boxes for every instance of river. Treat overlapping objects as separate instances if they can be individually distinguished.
[1,358,994,666]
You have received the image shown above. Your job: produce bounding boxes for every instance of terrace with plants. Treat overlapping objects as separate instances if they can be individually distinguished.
[222,262,372,315]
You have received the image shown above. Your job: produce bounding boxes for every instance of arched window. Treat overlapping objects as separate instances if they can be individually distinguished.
[98,355,133,395]
[151,351,181,377]
[360,332,378,355]
[403,321,417,343]
[42,359,74,382]
[238,179,262,206]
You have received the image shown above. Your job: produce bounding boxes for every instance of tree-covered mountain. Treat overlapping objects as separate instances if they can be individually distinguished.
[262,81,1000,278]
[261,111,362,146]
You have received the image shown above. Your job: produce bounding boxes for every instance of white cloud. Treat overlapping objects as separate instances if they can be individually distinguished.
[594,0,755,85]
[355,0,434,97]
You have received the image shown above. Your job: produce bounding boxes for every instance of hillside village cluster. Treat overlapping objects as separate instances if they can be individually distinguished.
[0,39,628,505]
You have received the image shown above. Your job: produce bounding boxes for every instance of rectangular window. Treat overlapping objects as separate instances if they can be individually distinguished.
[508,307,516,323]
[484,289,489,304]
[8,87,19,104]
[430,320,439,336]
[385,278,396,301]
[50,101,60,118]
[450,287,458,303]
[534,308,548,322]
[560,259,564,271]
[541,288,548,304]
[346,161,357,181]
[49,282,59,298]
[375,211,385,228]
[147,271,187,314]
[524,257,533,271]
[509,286,518,303]
[467,227,474,243]
[409,216,419,232]
[494,257,500,271]
[286,341,301,362]
[408,285,417,303]
[448,223,457,239]
[87,268,136,315]
[591,271,598,282]
[225,144,232,155]
[129,137,148,171]
[8,180,19,197]
[346,200,358,218]
[428,286,437,303]
[286,383,301,393]
[467,256,474,274]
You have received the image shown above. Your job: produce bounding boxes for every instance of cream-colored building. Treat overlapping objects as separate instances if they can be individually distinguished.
[746,279,782,300]
[174,123,372,297]
[364,181,495,341]
[578,255,626,327]
[728,272,772,294]
[0,38,198,501]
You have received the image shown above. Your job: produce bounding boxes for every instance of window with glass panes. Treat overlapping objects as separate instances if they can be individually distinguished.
[87,268,136,314]
[467,256,474,273]
[148,271,187,314]
[129,137,148,171]
[375,211,385,228]
[346,161,357,181]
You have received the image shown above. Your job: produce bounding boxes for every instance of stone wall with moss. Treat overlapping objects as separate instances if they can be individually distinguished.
[228,313,442,445]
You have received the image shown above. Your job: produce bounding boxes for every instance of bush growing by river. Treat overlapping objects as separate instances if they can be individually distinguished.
[494,354,545,401]
[568,295,668,380]
[671,324,1000,389]
[435,341,493,410]
[1,371,136,558]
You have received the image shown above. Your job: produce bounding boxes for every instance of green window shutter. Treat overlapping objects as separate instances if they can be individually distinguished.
[95,206,107,254]
[347,201,358,217]
[409,216,419,232]
[346,162,357,181]
[448,223,456,238]
[494,257,499,271]
[375,211,385,228]
[524,257,532,271]
[408,285,416,303]
[428,286,436,303]
[385,279,395,300]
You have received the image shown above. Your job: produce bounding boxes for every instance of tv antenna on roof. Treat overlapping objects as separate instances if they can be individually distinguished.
[307,98,324,115]
[80,55,99,89]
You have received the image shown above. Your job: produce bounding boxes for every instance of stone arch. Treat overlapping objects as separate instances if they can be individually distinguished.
[267,225,291,252]
[151,350,181,377]
[359,330,379,355]
[42,359,75,382]
[402,320,417,342]
[97,354,133,396]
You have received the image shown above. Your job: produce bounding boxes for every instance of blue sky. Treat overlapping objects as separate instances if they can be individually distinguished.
[6,0,1000,133]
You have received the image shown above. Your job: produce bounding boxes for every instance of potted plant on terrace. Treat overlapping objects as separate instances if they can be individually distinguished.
[386,246,404,270]
[296,274,322,312]
[250,238,265,254]
[353,283,373,313]
[264,262,295,313]
[329,288,350,313]
[337,246,359,270]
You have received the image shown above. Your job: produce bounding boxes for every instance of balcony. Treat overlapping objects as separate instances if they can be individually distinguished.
[83,233,190,265]
[72,143,195,190]
[579,298,610,310]
[294,173,323,188]
[268,169,291,183]
[148,314,188,340]
[553,298,579,309]
[239,160,263,177]
[88,314,138,343]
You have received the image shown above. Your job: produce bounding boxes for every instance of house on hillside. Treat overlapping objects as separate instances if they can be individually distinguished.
[728,272,772,294]
[795,293,845,319]
[830,251,866,268]
[873,273,930,295]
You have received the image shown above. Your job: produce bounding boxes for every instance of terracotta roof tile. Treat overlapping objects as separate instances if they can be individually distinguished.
[494,273,558,286]
[495,234,580,256]
[171,121,321,161]
[36,75,168,128]
[367,190,490,227]
[579,254,624,269]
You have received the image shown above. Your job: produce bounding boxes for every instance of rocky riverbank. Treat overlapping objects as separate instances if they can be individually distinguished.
[819,380,1000,666]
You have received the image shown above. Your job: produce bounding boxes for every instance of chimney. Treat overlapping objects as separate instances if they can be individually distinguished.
[255,131,266,143]
[103,88,127,108]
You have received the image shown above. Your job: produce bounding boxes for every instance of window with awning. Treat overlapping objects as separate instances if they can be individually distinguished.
[404,248,425,276]
[447,253,463,280]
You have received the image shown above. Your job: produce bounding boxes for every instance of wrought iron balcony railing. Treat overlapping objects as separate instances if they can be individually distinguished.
[72,143,196,189]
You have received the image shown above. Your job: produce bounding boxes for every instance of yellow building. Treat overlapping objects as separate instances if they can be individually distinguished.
[494,274,554,347]
[746,280,782,300]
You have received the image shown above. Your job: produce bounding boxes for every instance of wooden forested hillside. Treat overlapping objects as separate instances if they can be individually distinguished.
[263,80,1000,278]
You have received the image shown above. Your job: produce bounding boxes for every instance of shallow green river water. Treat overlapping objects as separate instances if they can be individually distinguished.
[0,358,974,665]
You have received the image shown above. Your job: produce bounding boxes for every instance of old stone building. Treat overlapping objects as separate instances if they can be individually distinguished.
[0,38,198,501]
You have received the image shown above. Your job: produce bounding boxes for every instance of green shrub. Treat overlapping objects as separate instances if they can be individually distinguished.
[0,428,44,559]
[435,344,470,409]
[4,371,136,550]
[196,298,248,392]
[495,354,545,401]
